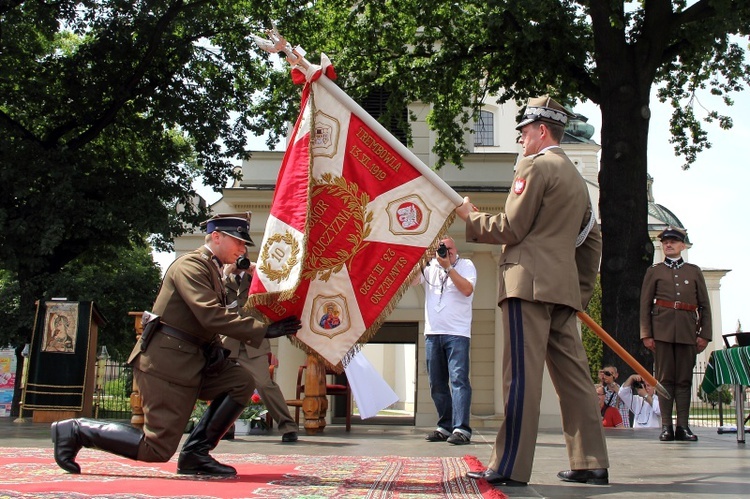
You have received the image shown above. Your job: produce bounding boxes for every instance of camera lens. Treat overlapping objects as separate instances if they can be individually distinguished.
[437,243,448,258]
[236,256,251,269]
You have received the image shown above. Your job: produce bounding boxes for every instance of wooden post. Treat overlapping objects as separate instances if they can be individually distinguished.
[301,353,328,435]
[127,312,144,427]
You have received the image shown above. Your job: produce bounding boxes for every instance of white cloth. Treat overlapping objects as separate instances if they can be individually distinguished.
[420,257,477,337]
[618,385,661,428]
[344,350,399,420]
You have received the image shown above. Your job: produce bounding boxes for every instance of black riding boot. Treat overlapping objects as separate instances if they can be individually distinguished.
[51,418,143,474]
[177,394,246,476]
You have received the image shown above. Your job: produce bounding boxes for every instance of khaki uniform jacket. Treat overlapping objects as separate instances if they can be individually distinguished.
[639,261,712,344]
[466,147,599,310]
[221,272,271,359]
[128,247,267,387]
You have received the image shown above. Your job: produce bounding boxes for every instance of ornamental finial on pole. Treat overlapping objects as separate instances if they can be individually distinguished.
[251,26,310,71]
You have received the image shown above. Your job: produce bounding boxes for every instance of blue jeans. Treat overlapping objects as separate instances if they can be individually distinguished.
[425,334,472,435]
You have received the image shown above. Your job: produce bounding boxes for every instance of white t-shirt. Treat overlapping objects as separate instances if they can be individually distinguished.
[618,385,661,428]
[421,257,477,338]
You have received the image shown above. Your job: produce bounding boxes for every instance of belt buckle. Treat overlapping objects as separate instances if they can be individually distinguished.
[673,301,681,309]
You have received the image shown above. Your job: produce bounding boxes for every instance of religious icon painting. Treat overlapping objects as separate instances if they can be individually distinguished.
[311,295,350,338]
[41,302,79,354]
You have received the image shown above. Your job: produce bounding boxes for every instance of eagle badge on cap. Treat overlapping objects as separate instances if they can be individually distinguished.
[513,178,527,195]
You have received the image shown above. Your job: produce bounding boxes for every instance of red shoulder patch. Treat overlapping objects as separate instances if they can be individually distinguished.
[513,178,526,195]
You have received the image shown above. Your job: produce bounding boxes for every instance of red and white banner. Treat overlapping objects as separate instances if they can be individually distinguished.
[247,56,462,367]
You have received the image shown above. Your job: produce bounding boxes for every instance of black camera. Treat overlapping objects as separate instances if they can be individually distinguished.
[631,379,644,390]
[235,255,251,270]
[437,242,448,258]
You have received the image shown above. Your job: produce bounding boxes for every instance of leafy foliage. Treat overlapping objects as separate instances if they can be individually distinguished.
[0,241,162,359]
[0,1,305,347]
[582,276,604,383]
[269,1,749,371]
[697,385,733,408]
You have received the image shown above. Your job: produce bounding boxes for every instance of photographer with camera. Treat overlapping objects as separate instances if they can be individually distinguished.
[413,236,476,445]
[616,375,661,429]
[598,365,630,428]
[220,252,300,443]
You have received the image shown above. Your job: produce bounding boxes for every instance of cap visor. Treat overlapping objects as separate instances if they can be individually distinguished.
[222,231,255,246]
[515,117,537,130]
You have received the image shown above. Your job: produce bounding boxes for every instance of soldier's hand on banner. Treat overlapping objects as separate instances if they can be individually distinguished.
[265,316,302,338]
[455,196,477,221]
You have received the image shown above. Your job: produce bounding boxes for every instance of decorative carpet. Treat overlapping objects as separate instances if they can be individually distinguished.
[0,448,507,498]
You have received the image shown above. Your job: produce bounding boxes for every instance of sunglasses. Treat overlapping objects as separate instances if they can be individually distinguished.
[600,371,613,377]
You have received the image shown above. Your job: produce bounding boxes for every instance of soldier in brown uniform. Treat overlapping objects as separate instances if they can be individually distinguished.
[640,226,711,442]
[457,97,609,486]
[221,258,300,443]
[51,214,301,475]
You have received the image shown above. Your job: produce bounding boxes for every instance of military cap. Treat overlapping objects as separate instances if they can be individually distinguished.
[657,226,687,242]
[202,212,254,246]
[516,96,575,130]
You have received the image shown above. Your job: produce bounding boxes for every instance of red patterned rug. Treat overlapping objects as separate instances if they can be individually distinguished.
[0,448,506,498]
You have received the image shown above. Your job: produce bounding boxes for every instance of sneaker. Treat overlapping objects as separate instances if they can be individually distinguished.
[425,430,449,442]
[447,432,471,445]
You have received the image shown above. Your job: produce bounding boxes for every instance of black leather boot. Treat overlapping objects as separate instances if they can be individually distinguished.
[659,424,675,441]
[675,426,698,441]
[51,418,143,474]
[221,423,236,440]
[177,394,245,476]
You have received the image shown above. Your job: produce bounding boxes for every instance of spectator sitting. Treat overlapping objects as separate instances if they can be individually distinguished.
[597,385,624,428]
[617,375,661,428]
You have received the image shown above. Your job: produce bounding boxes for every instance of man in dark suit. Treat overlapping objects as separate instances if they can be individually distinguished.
[457,97,609,486]
[640,226,712,442]
[51,214,301,476]
[221,257,300,443]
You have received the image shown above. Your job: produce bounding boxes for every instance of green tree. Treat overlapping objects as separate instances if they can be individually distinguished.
[276,1,750,374]
[0,1,304,350]
[44,242,163,360]
[0,241,162,360]
[582,277,604,383]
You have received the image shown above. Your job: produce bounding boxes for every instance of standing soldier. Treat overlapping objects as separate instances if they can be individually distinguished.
[456,96,608,486]
[640,226,712,442]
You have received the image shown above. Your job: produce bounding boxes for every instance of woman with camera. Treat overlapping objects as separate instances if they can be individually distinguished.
[617,375,661,428]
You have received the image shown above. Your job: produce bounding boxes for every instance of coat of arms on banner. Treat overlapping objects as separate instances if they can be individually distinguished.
[247,45,462,368]
[388,195,431,235]
[312,111,339,158]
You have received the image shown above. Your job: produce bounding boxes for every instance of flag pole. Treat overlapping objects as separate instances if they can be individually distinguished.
[577,311,671,400]
[251,28,464,206]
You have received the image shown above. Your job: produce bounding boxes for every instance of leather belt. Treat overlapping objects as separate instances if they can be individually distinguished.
[654,299,698,312]
[157,324,210,348]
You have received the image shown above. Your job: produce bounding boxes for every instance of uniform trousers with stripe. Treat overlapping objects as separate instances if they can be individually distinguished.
[487,298,609,482]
